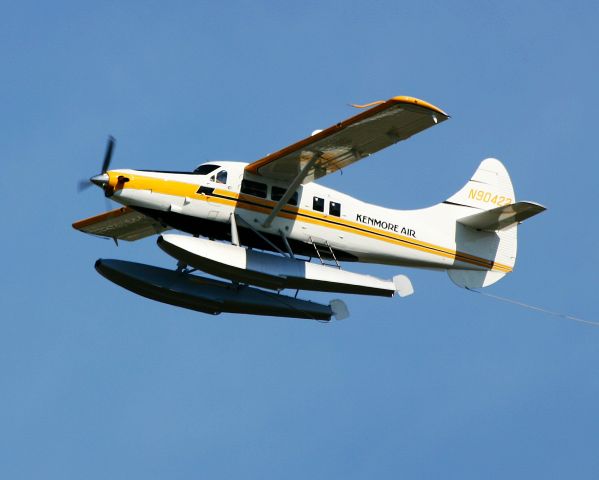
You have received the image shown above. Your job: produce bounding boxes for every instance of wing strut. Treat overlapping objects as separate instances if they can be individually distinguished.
[262,152,320,228]
[235,214,290,257]
[279,231,295,259]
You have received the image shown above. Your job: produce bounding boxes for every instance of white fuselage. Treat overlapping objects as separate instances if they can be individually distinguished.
[105,161,498,272]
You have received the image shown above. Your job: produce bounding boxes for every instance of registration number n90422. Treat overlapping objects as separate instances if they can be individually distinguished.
[468,189,512,206]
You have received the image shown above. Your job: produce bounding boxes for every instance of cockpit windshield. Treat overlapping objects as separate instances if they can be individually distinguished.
[193,164,220,175]
[215,170,227,184]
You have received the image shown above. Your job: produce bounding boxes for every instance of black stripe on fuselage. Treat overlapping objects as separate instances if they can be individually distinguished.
[136,189,492,269]
[209,191,466,263]
[133,206,358,261]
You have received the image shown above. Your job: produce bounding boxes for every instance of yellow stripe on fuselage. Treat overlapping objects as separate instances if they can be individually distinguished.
[113,173,513,273]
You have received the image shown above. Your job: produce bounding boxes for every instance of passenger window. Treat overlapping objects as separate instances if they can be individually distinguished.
[329,201,341,217]
[241,179,267,198]
[216,170,228,184]
[271,186,298,206]
[313,196,324,212]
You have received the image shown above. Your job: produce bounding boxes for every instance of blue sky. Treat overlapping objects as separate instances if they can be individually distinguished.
[2,0,598,478]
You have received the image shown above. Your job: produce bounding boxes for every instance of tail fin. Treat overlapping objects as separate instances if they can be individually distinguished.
[446,158,515,209]
[444,158,544,289]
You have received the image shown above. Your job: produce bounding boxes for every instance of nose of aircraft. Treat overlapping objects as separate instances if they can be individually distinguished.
[90,173,109,189]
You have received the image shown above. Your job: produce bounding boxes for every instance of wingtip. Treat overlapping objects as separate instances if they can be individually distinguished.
[520,200,548,212]
[390,96,449,117]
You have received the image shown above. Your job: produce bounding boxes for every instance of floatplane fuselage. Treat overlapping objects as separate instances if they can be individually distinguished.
[74,96,545,320]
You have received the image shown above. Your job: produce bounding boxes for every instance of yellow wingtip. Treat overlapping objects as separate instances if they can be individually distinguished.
[390,96,449,117]
[349,96,449,116]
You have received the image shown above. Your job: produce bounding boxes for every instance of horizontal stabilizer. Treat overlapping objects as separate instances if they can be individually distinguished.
[458,201,546,232]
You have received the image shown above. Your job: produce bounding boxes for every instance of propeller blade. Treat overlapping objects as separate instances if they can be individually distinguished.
[78,136,116,195]
[101,136,116,174]
[77,179,92,192]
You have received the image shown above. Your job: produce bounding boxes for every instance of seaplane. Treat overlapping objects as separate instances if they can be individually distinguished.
[74,96,546,321]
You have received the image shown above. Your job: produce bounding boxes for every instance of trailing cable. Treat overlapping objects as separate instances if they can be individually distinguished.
[466,287,599,328]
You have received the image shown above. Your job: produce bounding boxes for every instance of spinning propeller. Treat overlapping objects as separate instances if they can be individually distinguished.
[78,136,116,192]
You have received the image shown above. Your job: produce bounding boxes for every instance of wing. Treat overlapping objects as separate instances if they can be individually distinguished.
[244,96,449,183]
[73,207,169,241]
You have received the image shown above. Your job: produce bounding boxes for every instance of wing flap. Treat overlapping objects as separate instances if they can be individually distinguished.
[458,201,546,232]
[73,207,169,241]
[245,96,449,183]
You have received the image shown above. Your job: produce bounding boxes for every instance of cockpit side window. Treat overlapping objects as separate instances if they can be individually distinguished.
[193,164,220,175]
[216,170,228,184]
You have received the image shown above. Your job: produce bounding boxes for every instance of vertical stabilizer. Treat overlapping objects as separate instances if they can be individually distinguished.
[446,158,515,209]
[445,158,518,289]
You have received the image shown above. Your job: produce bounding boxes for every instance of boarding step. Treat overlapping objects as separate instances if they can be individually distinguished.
[309,237,340,268]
